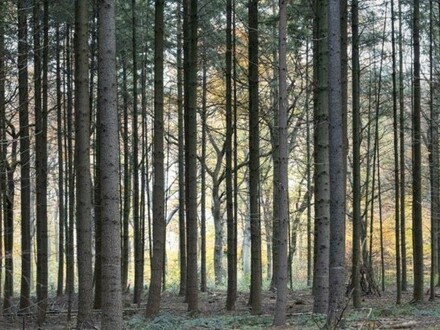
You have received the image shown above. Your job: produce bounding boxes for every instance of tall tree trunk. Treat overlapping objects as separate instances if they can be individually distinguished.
[312,0,330,314]
[121,59,130,292]
[391,0,402,304]
[200,48,207,291]
[56,23,65,298]
[273,0,288,325]
[412,0,424,303]
[428,0,439,301]
[35,0,49,323]
[75,0,93,325]
[327,0,346,325]
[145,0,165,317]
[98,0,123,327]
[351,0,361,309]
[18,0,31,311]
[305,37,312,289]
[132,0,143,306]
[184,0,199,312]
[398,0,407,291]
[176,0,186,297]
[66,23,76,319]
[248,0,261,315]
[225,0,237,310]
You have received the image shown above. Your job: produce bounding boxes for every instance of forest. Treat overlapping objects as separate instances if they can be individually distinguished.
[0,0,439,329]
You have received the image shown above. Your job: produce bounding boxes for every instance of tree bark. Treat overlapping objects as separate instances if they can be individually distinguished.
[248,0,261,315]
[412,0,424,303]
[18,0,31,311]
[273,0,288,324]
[184,0,199,312]
[146,0,166,317]
[351,0,361,309]
[312,0,330,315]
[98,0,123,327]
[327,0,346,325]
[75,0,93,325]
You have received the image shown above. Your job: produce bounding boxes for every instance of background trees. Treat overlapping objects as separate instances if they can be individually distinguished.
[0,0,439,328]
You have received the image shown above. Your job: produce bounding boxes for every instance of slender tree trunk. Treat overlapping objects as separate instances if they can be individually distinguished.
[75,0,93,325]
[132,0,143,306]
[327,0,346,325]
[248,0,261,315]
[18,0,31,311]
[67,24,76,319]
[273,0,288,324]
[351,0,361,309]
[145,0,166,317]
[391,0,402,304]
[98,0,123,327]
[412,0,424,303]
[121,59,130,292]
[428,0,439,301]
[225,0,236,310]
[56,23,65,298]
[200,49,207,292]
[184,0,199,312]
[305,37,312,289]
[35,0,49,322]
[398,0,407,291]
[312,0,330,314]
[176,0,186,297]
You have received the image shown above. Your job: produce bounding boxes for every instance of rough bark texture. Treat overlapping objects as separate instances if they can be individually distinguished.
[391,0,402,304]
[225,0,237,310]
[146,0,166,317]
[55,23,65,298]
[312,0,330,315]
[273,0,288,325]
[132,0,143,306]
[327,0,346,324]
[351,0,361,309]
[74,0,93,325]
[18,0,31,311]
[412,0,424,303]
[184,0,199,312]
[98,0,123,327]
[248,0,262,315]
[36,0,49,323]
[176,0,186,297]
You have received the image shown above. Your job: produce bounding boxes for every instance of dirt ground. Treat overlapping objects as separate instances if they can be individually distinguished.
[1,287,440,329]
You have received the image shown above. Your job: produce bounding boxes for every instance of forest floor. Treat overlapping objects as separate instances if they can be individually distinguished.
[1,287,440,329]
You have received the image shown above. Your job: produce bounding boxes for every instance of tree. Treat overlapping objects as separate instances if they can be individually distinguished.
[145,0,166,317]
[184,0,199,312]
[74,0,93,325]
[55,22,65,298]
[327,0,346,324]
[273,0,288,325]
[98,0,123,327]
[225,0,237,310]
[248,0,262,315]
[351,0,361,309]
[18,0,31,311]
[176,0,186,297]
[412,0,424,303]
[391,0,402,305]
[35,0,49,322]
[312,0,330,315]
[132,0,143,306]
